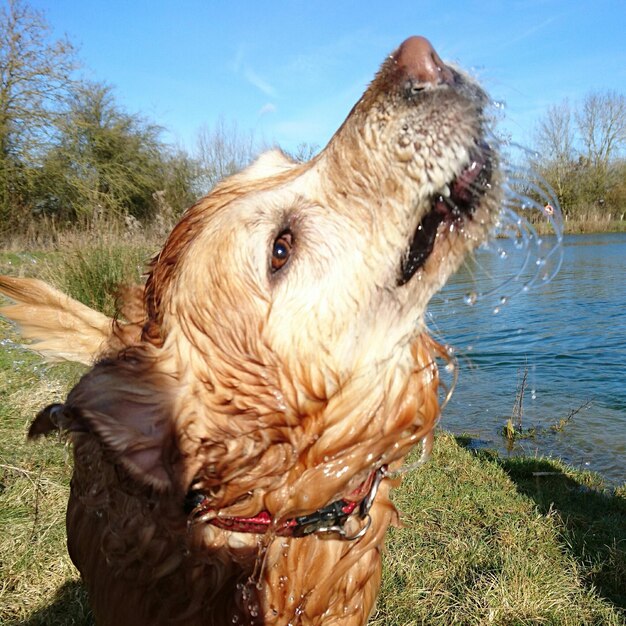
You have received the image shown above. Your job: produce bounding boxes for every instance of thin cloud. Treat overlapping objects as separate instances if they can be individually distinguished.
[231,45,245,73]
[230,45,278,98]
[504,15,559,46]
[258,103,277,117]
[243,68,277,98]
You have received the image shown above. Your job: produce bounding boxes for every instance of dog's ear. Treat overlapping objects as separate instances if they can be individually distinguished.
[30,351,175,491]
[0,275,112,364]
[29,403,85,437]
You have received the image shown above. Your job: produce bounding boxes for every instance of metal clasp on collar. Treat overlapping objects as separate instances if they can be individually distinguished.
[307,465,387,541]
[359,464,387,518]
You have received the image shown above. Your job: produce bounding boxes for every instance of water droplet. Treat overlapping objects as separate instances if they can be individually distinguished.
[493,306,500,314]
[464,292,478,306]
[500,296,508,305]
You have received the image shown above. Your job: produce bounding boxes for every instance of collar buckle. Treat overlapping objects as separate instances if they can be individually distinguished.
[292,465,387,539]
[187,465,388,541]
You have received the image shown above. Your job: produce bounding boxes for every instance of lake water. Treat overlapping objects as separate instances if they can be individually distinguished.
[427,231,626,487]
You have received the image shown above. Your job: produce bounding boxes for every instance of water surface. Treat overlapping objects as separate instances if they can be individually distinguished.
[428,232,626,486]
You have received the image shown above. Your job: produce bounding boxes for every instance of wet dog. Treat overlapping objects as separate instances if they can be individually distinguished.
[0,36,501,625]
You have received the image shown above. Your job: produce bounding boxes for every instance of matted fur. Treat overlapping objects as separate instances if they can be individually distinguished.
[0,37,502,625]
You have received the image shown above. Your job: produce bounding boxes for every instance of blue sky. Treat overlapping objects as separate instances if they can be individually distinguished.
[27,0,626,154]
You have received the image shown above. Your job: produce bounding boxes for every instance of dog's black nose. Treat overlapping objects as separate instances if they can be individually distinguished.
[394,36,454,87]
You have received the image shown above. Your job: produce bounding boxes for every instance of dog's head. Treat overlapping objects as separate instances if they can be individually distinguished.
[57,37,502,525]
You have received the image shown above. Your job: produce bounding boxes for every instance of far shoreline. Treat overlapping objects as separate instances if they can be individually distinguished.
[531,219,626,236]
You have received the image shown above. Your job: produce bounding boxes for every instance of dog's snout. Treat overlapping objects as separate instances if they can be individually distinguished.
[395,36,454,88]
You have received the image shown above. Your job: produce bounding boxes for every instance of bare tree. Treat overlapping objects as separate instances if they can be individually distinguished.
[284,142,319,163]
[575,91,626,203]
[0,0,78,215]
[576,91,626,169]
[536,100,575,164]
[195,117,258,193]
[534,100,576,206]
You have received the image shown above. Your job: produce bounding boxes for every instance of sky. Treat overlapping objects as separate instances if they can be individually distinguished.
[25,0,626,155]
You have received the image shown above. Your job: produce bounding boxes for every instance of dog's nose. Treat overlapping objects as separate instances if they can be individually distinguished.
[395,36,454,87]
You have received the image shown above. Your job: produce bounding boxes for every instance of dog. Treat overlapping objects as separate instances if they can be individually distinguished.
[0,36,501,625]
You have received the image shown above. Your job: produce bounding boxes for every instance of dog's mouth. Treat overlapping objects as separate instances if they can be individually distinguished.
[398,142,494,285]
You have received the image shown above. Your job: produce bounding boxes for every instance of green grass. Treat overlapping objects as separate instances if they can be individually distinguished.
[1,248,625,625]
[1,236,156,317]
[372,438,625,625]
[0,320,91,625]
[55,244,152,317]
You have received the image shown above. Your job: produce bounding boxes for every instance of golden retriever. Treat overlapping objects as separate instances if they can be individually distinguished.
[0,36,501,625]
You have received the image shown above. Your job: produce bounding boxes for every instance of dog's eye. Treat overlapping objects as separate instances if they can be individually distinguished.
[271,231,293,273]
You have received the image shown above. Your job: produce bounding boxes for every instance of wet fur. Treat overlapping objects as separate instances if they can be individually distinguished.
[0,39,501,625]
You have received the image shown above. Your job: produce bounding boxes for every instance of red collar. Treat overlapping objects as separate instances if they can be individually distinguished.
[186,466,386,539]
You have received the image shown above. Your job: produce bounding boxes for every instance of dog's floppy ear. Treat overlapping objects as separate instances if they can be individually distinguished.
[30,350,175,491]
[0,275,113,364]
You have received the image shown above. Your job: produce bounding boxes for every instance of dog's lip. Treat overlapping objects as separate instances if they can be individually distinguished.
[398,142,493,285]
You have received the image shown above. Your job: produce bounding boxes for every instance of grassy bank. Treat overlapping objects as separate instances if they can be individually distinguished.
[0,329,624,624]
[560,218,626,234]
[374,441,625,625]
[0,236,157,317]
[531,218,626,235]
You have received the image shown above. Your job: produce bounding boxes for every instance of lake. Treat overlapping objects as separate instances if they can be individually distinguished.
[427,231,626,487]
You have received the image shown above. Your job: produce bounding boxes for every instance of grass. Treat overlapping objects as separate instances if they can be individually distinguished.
[1,244,625,625]
[56,244,152,316]
[0,321,91,625]
[372,439,625,625]
[0,233,156,317]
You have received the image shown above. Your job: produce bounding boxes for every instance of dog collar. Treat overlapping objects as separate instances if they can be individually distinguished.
[185,465,387,540]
